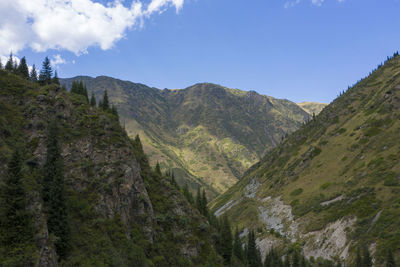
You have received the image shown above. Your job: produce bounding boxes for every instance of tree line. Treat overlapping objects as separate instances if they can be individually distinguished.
[1,53,59,85]
[1,53,119,119]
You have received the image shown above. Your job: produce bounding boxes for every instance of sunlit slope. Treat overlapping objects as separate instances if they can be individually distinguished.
[297,102,328,115]
[61,77,310,196]
[211,54,400,263]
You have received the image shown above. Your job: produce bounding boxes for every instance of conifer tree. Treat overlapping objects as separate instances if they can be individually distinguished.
[292,250,300,267]
[52,70,60,85]
[356,248,362,267]
[201,189,209,217]
[39,57,53,85]
[102,90,109,110]
[43,120,70,258]
[0,60,3,69]
[386,250,396,267]
[90,92,96,107]
[362,246,372,267]
[155,162,161,175]
[233,227,243,261]
[247,230,261,267]
[0,150,35,265]
[220,215,233,265]
[183,184,194,204]
[17,57,29,79]
[5,52,14,72]
[111,105,119,119]
[30,64,38,82]
[196,187,202,212]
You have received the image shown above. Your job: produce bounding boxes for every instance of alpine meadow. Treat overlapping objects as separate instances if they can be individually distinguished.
[0,0,399,267]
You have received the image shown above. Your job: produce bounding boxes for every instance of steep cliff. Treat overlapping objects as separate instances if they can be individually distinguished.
[0,70,222,266]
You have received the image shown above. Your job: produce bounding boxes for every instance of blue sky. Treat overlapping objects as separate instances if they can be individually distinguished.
[2,0,400,103]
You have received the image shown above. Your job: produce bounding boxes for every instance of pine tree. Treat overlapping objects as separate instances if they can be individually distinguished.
[183,184,194,204]
[5,52,14,72]
[30,64,38,82]
[356,248,362,267]
[220,215,233,265]
[90,92,96,107]
[102,90,109,110]
[362,246,372,267]
[233,227,243,261]
[43,120,70,258]
[39,57,53,85]
[247,230,260,267]
[386,250,396,267]
[155,162,161,175]
[292,250,300,267]
[52,70,60,85]
[111,105,119,119]
[0,150,35,265]
[201,189,209,217]
[17,57,29,79]
[196,187,202,212]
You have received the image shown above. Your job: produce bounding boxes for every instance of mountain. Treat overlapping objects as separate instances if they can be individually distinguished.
[0,70,222,266]
[61,77,310,197]
[297,102,327,115]
[210,54,400,264]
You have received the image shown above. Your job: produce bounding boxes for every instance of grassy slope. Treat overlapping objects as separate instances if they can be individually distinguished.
[211,55,400,263]
[61,78,310,197]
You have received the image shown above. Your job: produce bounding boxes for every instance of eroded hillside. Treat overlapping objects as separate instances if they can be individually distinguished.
[211,54,400,265]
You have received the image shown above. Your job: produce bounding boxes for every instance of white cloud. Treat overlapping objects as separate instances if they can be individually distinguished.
[0,0,185,56]
[311,0,324,6]
[51,54,67,67]
[284,0,301,9]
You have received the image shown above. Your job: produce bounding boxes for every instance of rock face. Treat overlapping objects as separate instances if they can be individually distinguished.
[0,71,222,266]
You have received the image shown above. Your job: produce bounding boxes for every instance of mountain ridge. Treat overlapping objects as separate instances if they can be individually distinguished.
[61,76,311,197]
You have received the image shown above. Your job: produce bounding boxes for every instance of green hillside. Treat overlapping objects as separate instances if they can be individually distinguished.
[61,78,310,197]
[211,54,400,265]
[0,69,222,266]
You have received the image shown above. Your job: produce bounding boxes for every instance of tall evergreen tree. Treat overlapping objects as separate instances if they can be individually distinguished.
[39,56,53,85]
[0,150,35,265]
[43,120,70,258]
[220,215,233,265]
[362,246,372,267]
[5,52,14,72]
[386,250,396,267]
[102,90,109,110]
[17,57,29,79]
[111,105,119,119]
[247,230,261,267]
[292,250,300,267]
[196,187,202,212]
[183,184,194,204]
[155,162,161,175]
[52,70,60,85]
[356,248,362,267]
[233,227,243,261]
[90,92,96,107]
[201,189,209,217]
[30,64,38,82]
